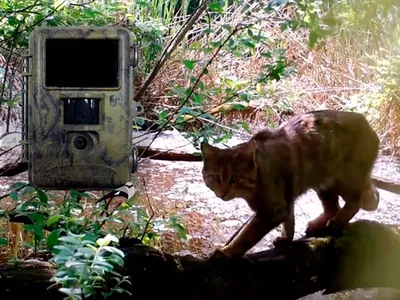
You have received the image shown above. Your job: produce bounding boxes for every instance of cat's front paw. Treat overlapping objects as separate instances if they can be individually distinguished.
[306,219,347,238]
[324,219,347,237]
[273,236,293,248]
[208,247,231,261]
[305,215,329,237]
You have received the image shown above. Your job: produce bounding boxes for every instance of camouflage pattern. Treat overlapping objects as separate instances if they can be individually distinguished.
[22,26,141,190]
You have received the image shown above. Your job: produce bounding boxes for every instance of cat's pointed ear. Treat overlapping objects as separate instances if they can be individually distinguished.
[245,140,258,167]
[201,142,217,160]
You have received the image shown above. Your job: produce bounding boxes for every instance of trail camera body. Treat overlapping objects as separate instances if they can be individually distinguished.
[22,27,141,190]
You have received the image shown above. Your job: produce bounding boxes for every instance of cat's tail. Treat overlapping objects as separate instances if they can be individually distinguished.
[361,178,380,211]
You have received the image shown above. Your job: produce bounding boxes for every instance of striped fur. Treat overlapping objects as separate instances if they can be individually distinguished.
[201,110,380,258]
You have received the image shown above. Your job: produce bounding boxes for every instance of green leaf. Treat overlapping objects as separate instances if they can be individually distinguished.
[65,261,85,268]
[198,80,205,91]
[53,245,75,256]
[183,59,195,70]
[9,181,29,190]
[189,41,202,50]
[6,99,14,107]
[59,235,81,245]
[209,1,223,14]
[47,214,63,227]
[0,237,7,246]
[76,247,96,257]
[239,93,250,102]
[54,0,69,10]
[96,237,110,247]
[102,246,125,258]
[308,30,319,48]
[36,189,48,203]
[242,39,255,49]
[159,110,168,121]
[256,83,263,94]
[202,47,213,54]
[178,107,192,115]
[9,191,18,201]
[211,41,221,48]
[222,24,233,32]
[223,78,235,88]
[8,16,18,26]
[92,260,114,270]
[231,104,247,110]
[26,212,45,222]
[83,7,96,18]
[105,234,119,243]
[24,224,34,232]
[192,93,203,104]
[21,186,35,196]
[47,229,64,251]
[240,122,250,133]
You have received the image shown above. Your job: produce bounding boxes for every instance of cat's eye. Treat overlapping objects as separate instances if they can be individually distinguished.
[230,176,239,183]
[208,174,220,183]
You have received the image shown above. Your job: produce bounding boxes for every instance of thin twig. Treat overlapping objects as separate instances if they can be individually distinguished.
[224,214,255,246]
[134,0,211,102]
[138,23,252,160]
[69,0,95,7]
[0,0,67,48]
[197,116,252,137]
[0,142,21,157]
[0,31,17,104]
[100,203,122,230]
[99,195,116,217]
[0,183,29,202]
[139,175,154,242]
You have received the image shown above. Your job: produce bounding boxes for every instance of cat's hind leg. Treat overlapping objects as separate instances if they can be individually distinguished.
[305,188,340,237]
[360,177,380,211]
[326,177,378,233]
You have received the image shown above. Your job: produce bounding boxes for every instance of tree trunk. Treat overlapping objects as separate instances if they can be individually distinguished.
[1,220,400,300]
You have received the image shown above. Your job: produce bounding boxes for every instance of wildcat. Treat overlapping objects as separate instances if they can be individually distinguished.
[201,110,380,258]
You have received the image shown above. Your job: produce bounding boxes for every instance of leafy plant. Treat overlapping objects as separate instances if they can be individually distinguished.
[50,232,131,300]
[0,182,188,297]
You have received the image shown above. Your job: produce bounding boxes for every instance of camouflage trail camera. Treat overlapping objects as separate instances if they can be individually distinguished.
[22,27,142,190]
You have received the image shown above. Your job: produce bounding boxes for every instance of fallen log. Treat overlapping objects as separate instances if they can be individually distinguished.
[371,175,400,194]
[1,220,400,300]
[137,146,202,161]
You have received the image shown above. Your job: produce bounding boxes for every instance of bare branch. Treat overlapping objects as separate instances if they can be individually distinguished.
[134,0,211,102]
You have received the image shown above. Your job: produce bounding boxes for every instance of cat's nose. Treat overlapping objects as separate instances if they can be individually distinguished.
[215,191,224,198]
[217,190,229,200]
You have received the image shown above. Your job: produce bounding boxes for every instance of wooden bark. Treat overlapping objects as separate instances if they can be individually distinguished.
[136,146,202,161]
[1,220,400,300]
[370,175,400,194]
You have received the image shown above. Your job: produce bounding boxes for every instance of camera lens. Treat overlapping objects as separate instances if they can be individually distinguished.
[74,136,88,150]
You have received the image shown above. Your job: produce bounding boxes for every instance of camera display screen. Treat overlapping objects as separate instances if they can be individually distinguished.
[64,98,100,125]
[45,39,119,88]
